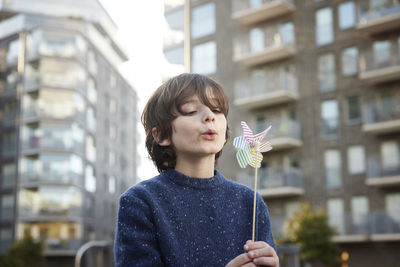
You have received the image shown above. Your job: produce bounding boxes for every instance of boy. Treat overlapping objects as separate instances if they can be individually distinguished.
[114,73,279,266]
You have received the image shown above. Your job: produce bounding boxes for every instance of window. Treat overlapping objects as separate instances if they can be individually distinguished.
[6,38,20,65]
[191,3,215,39]
[373,40,391,68]
[86,135,96,162]
[251,70,266,95]
[316,7,334,46]
[386,193,400,224]
[85,165,96,193]
[2,131,17,157]
[347,145,366,174]
[325,150,342,188]
[1,195,14,220]
[2,164,15,188]
[87,78,97,104]
[192,41,216,74]
[165,46,184,65]
[280,22,295,45]
[351,196,369,228]
[109,176,116,194]
[338,1,356,29]
[342,46,358,76]
[249,28,264,52]
[321,100,339,138]
[0,228,12,253]
[87,107,96,133]
[381,141,399,171]
[327,198,344,234]
[318,53,336,92]
[347,96,361,124]
[166,8,184,31]
[379,91,395,115]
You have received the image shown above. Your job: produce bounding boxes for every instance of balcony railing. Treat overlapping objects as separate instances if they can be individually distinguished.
[363,103,400,134]
[20,170,82,187]
[359,46,400,84]
[19,205,82,219]
[332,211,400,242]
[366,156,400,187]
[234,70,298,109]
[255,119,302,150]
[357,3,400,34]
[238,167,303,198]
[232,0,295,25]
[22,136,84,155]
[23,105,85,123]
[234,24,295,66]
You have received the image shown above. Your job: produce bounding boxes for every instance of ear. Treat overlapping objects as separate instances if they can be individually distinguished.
[152,127,171,146]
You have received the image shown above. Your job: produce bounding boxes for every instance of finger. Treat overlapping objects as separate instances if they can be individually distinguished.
[248,246,275,258]
[244,241,271,251]
[226,253,252,267]
[253,256,279,267]
[241,263,257,267]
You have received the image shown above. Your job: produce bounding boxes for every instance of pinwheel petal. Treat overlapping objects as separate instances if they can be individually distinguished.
[259,141,272,153]
[249,151,262,169]
[254,125,272,142]
[241,121,255,142]
[236,148,251,168]
[233,136,249,150]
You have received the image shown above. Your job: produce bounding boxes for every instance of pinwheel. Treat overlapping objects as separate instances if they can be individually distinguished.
[233,121,273,242]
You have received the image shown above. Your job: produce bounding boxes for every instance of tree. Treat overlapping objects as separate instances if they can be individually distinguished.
[0,234,44,267]
[283,203,341,267]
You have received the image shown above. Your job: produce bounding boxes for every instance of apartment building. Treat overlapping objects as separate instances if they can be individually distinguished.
[165,0,400,265]
[0,1,137,265]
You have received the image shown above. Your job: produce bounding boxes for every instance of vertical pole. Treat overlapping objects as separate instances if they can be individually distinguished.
[252,167,258,242]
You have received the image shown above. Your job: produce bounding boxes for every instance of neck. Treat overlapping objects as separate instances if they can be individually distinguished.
[174,155,215,178]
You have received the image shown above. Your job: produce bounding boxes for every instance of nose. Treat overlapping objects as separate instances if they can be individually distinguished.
[203,107,215,123]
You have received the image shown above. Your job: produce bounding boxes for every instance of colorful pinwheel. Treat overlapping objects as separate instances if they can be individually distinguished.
[233,121,272,169]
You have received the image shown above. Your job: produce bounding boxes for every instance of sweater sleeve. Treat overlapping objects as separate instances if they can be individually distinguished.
[114,191,164,266]
[256,193,277,252]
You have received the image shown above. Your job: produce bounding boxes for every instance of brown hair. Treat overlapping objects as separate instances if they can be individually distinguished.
[141,73,230,173]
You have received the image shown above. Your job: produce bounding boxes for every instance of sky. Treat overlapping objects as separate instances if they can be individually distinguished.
[99,0,165,181]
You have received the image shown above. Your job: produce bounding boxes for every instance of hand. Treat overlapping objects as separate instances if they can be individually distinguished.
[225,252,256,267]
[244,240,279,267]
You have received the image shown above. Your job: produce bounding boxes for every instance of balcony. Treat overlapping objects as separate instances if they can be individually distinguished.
[22,104,85,124]
[359,47,400,84]
[20,170,82,187]
[256,119,302,151]
[362,103,400,135]
[234,23,295,67]
[22,136,84,155]
[238,167,304,198]
[331,212,400,243]
[357,3,400,35]
[232,0,295,25]
[234,70,298,109]
[366,157,400,187]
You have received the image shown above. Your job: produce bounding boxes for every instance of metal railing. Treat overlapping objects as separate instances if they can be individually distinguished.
[359,2,400,24]
[359,42,400,72]
[233,22,295,58]
[367,156,400,179]
[232,0,294,13]
[234,69,298,100]
[238,167,302,190]
[75,241,113,267]
[363,101,400,124]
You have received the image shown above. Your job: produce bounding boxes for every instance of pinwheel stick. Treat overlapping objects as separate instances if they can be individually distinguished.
[251,141,260,242]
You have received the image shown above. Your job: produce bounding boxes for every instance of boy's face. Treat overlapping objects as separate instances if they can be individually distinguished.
[160,92,227,162]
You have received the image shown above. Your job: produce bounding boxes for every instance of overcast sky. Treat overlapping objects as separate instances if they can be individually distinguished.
[99,0,165,181]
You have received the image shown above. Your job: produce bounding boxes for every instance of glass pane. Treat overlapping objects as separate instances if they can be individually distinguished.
[250,28,264,52]
[347,146,366,174]
[192,41,216,74]
[347,96,361,123]
[325,150,342,188]
[191,3,216,39]
[339,1,356,29]
[342,46,358,76]
[373,41,391,67]
[318,53,336,92]
[381,141,399,170]
[327,199,345,234]
[316,7,333,46]
[351,196,369,226]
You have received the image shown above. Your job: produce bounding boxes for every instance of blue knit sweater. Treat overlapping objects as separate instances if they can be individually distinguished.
[114,169,276,266]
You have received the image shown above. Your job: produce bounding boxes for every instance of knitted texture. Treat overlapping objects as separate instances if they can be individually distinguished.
[114,169,276,266]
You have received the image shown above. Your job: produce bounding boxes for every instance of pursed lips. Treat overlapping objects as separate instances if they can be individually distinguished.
[201,129,217,140]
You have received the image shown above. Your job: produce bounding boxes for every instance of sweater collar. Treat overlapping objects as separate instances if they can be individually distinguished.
[163,168,225,189]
